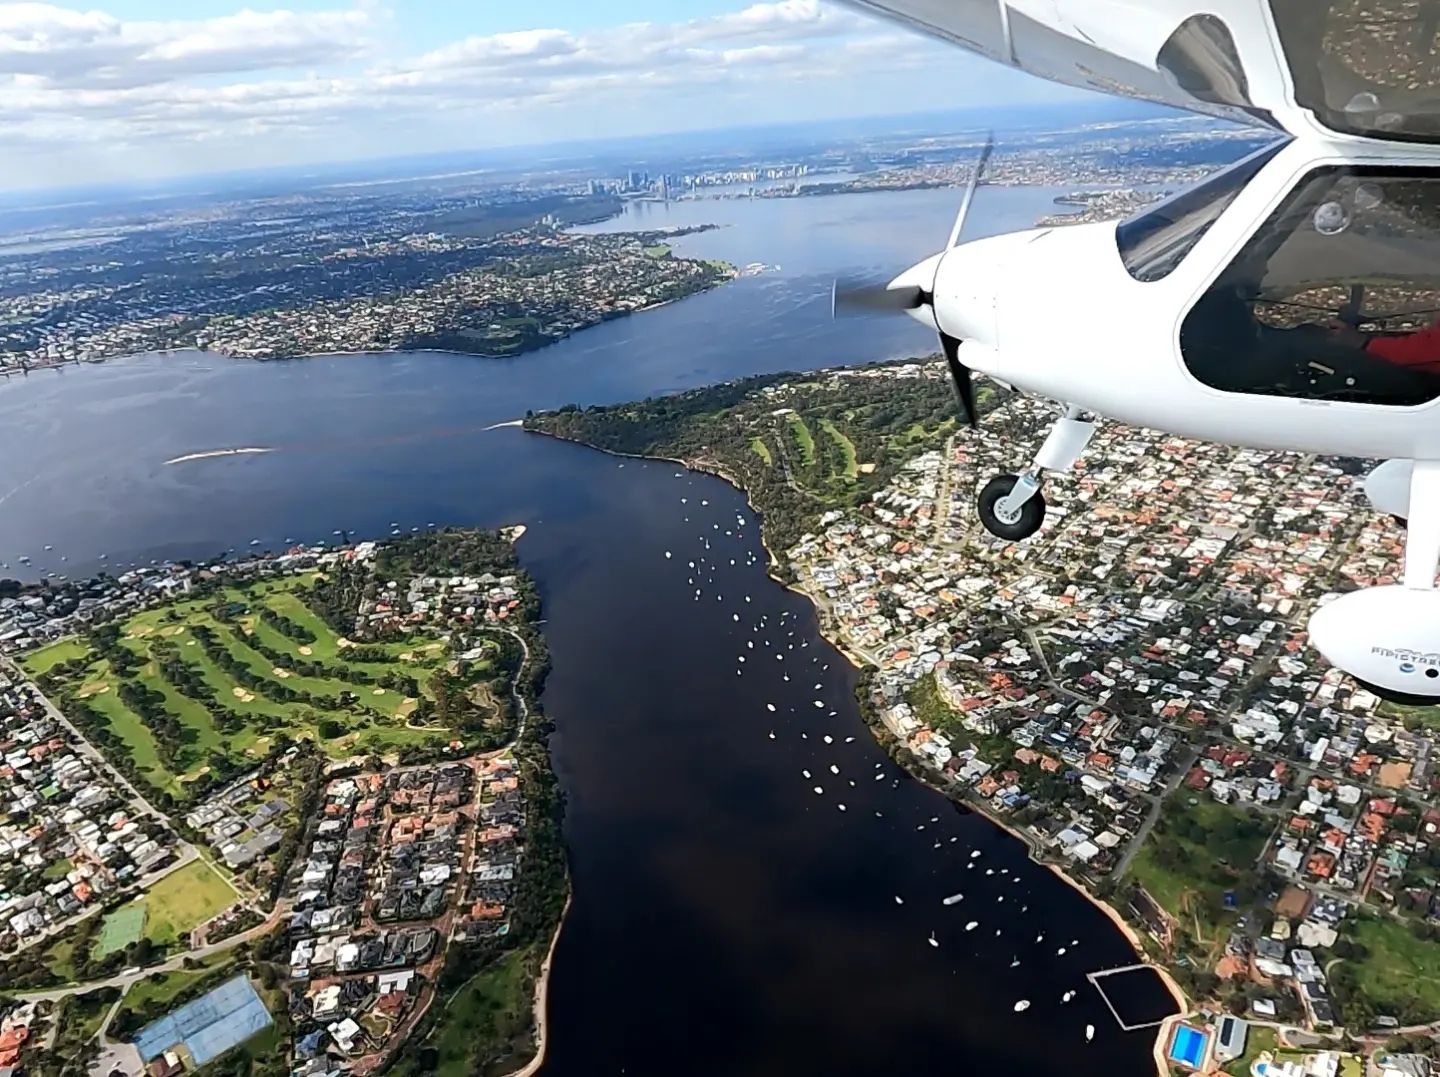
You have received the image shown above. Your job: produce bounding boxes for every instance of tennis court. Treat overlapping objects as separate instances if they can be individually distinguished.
[132,974,273,1066]
[95,904,146,956]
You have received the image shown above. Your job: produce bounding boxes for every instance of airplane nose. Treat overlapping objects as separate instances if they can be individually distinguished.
[931,240,1002,350]
[887,252,944,331]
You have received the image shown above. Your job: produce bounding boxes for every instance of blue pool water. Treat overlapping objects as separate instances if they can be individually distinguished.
[1168,1025,1209,1069]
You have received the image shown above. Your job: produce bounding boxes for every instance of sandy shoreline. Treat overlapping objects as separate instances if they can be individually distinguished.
[505,892,572,1077]
[522,423,1188,1074]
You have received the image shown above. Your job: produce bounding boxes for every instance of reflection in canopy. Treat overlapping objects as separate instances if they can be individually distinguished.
[1271,0,1440,142]
[1182,168,1440,406]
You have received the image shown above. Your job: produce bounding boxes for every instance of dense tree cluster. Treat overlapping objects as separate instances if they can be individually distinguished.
[527,359,971,554]
[258,606,315,644]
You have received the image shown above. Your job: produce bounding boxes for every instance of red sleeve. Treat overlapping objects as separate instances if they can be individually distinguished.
[1366,323,1440,366]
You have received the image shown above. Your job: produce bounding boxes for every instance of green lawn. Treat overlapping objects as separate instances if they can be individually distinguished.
[1128,796,1271,919]
[32,574,472,798]
[22,636,93,675]
[94,904,146,957]
[1223,1022,1277,1076]
[427,947,537,1077]
[750,437,773,466]
[786,413,815,465]
[105,861,235,952]
[818,418,858,479]
[1346,916,1440,1021]
[642,243,671,258]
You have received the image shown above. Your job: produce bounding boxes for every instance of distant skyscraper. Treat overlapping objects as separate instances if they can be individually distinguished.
[626,169,648,191]
[658,175,669,201]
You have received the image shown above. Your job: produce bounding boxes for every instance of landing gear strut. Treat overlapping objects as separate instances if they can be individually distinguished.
[976,404,1097,541]
[979,473,1046,540]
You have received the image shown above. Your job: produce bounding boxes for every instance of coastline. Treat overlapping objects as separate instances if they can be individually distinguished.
[505,891,572,1077]
[521,423,1187,1074]
[0,275,738,378]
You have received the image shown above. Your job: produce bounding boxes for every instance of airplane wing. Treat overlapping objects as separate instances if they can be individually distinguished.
[839,0,1440,145]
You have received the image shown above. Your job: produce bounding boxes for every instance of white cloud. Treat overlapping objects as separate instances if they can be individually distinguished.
[0,2,374,87]
[0,0,1070,186]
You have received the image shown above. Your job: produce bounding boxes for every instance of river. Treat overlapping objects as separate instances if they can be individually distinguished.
[0,183,1177,1076]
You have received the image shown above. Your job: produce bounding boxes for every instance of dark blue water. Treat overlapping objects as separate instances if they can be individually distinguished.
[0,184,1176,1075]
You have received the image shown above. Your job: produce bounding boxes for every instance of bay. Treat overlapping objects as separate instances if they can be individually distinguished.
[0,183,1176,1075]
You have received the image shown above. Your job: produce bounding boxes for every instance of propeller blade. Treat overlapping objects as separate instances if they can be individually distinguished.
[831,278,925,317]
[941,333,979,428]
[945,132,995,251]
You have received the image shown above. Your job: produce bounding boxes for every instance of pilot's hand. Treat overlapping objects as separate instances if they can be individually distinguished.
[1324,320,1366,349]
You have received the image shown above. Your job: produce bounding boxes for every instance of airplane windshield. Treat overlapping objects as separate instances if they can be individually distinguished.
[1270,0,1440,143]
[1181,165,1440,406]
[1115,142,1286,283]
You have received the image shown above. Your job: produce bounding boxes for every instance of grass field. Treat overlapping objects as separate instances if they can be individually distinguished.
[95,904,146,957]
[24,573,485,796]
[1128,796,1270,920]
[786,413,815,466]
[1346,916,1440,1020]
[750,437,773,465]
[428,946,537,1077]
[818,418,858,479]
[102,861,236,954]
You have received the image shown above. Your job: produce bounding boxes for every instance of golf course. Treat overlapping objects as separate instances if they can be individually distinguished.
[24,572,501,802]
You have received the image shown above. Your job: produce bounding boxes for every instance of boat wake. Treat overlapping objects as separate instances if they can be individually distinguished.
[163,447,274,465]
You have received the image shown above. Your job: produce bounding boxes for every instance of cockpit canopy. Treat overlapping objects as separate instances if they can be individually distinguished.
[1180,163,1440,407]
[1270,0,1440,143]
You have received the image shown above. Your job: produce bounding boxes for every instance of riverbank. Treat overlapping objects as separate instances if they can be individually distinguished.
[506,892,572,1077]
[0,269,740,378]
[522,422,1188,1075]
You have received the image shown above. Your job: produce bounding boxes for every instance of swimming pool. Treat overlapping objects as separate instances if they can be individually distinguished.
[1167,1024,1210,1070]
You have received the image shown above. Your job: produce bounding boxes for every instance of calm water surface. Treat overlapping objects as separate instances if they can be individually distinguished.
[0,185,1175,1075]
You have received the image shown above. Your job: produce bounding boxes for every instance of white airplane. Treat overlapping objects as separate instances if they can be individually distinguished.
[833,0,1440,704]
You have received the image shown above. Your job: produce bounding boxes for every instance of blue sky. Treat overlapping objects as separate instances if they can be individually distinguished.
[0,0,1087,190]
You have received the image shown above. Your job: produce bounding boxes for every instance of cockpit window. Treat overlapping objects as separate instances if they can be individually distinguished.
[1181,166,1440,407]
[1116,142,1286,282]
[1270,0,1440,143]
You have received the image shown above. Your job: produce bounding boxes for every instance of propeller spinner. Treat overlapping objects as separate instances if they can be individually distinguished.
[832,134,993,428]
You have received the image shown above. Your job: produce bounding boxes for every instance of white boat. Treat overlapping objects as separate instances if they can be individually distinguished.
[927,933,939,948]
[1062,991,1075,1003]
[942,893,964,906]
[964,921,978,931]
[1085,1025,1095,1042]
[1014,1001,1030,1013]
[894,896,904,905]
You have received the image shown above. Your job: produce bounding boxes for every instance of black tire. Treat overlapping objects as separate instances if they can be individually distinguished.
[978,473,1045,541]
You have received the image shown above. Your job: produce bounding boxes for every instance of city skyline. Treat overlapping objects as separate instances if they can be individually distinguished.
[0,0,1092,191]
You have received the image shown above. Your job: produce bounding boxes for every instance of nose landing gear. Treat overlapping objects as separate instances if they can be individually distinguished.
[976,405,1097,541]
[979,473,1046,540]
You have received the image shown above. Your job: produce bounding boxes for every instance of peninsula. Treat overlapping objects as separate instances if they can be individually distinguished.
[0,529,566,1077]
[528,360,1440,1077]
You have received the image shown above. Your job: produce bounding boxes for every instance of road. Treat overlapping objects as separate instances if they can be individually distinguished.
[14,903,285,1003]
[1,655,172,826]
